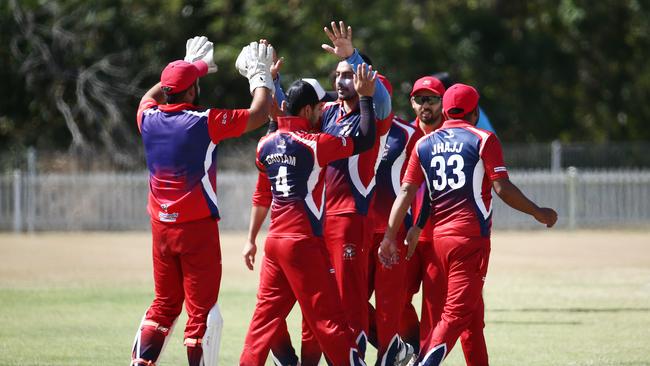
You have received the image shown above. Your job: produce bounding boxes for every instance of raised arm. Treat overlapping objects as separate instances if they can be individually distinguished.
[235,41,276,132]
[322,21,391,119]
[141,82,165,104]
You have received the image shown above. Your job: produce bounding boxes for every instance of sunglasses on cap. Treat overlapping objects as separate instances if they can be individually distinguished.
[412,95,441,105]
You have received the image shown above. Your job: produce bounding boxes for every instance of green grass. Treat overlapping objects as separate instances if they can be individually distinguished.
[1,231,649,365]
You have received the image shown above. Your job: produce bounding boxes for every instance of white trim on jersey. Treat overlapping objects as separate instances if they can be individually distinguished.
[390,122,417,196]
[201,142,219,210]
[288,132,324,219]
[143,108,160,116]
[472,158,491,219]
[183,109,210,118]
[348,132,389,197]
[465,126,490,155]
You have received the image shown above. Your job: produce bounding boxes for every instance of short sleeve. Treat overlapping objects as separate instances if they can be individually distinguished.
[315,133,355,166]
[136,98,158,132]
[207,108,251,144]
[481,134,509,181]
[403,145,425,186]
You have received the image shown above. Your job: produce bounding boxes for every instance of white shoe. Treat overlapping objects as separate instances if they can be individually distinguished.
[405,353,418,366]
[393,341,415,366]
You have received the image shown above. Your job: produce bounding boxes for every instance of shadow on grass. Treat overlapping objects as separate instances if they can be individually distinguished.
[489,308,650,313]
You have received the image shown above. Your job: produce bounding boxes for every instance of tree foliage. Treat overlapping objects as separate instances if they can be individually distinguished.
[1,0,649,167]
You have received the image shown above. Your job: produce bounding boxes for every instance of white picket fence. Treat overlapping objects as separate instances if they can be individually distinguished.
[1,169,650,232]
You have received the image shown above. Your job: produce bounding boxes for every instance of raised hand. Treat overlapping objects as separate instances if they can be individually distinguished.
[353,63,376,97]
[235,41,275,94]
[184,36,217,73]
[322,20,354,59]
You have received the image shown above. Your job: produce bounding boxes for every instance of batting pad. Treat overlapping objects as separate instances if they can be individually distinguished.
[201,303,223,366]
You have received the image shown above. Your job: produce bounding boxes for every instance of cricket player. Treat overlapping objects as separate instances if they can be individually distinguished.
[366,75,421,366]
[131,37,275,366]
[404,77,498,366]
[305,21,393,363]
[401,76,446,360]
[239,67,376,365]
[380,84,557,365]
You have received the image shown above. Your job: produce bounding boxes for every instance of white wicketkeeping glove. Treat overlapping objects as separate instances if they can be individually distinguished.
[184,36,218,73]
[235,45,251,78]
[236,41,274,94]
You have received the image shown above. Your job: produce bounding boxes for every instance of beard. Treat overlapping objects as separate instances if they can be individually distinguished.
[418,109,440,125]
[337,79,356,101]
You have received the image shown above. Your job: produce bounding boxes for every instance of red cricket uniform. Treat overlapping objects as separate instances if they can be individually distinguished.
[402,119,508,365]
[367,116,422,363]
[240,116,366,366]
[135,98,249,350]
[317,100,392,359]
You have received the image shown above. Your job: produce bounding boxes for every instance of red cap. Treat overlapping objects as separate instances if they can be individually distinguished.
[410,76,445,97]
[443,83,480,118]
[160,60,208,94]
[377,74,393,96]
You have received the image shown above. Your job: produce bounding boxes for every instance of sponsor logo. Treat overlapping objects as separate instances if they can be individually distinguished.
[158,211,179,222]
[343,243,356,260]
[443,130,454,139]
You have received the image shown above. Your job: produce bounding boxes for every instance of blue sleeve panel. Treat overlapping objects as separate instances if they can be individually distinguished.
[274,75,286,105]
[345,49,391,120]
[476,106,496,134]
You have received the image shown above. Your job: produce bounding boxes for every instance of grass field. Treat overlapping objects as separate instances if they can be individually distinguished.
[1,230,649,365]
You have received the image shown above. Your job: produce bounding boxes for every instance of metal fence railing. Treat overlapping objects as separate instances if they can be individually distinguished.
[1,169,650,232]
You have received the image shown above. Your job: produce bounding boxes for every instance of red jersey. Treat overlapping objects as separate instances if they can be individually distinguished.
[403,120,508,238]
[369,116,422,233]
[137,99,249,223]
[321,101,392,215]
[253,116,355,238]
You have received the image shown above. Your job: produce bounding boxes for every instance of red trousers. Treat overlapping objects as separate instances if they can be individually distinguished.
[368,230,408,360]
[146,217,222,341]
[298,213,372,365]
[240,236,360,366]
[401,241,426,353]
[418,236,490,366]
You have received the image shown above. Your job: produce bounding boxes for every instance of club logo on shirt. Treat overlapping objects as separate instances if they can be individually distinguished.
[160,203,169,212]
[443,130,455,139]
[343,243,356,260]
[221,113,228,125]
[277,138,287,153]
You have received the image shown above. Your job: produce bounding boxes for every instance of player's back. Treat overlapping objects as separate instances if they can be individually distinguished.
[257,130,327,238]
[415,120,497,238]
[140,104,218,223]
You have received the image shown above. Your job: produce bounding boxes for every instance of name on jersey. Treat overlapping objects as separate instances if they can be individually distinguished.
[265,153,297,166]
[431,141,464,155]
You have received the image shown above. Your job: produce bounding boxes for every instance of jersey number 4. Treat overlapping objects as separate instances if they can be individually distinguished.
[275,166,291,197]
[430,154,466,191]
